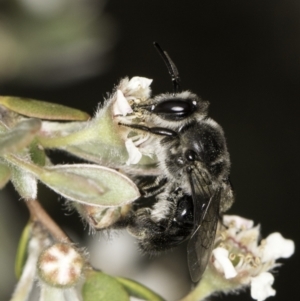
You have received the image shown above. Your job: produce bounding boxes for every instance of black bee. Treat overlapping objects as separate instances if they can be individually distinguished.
[120,43,234,283]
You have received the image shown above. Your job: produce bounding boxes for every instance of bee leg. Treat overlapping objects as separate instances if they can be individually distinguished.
[140,176,167,198]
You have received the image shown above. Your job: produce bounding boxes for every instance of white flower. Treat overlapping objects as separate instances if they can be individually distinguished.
[117,76,152,104]
[251,272,276,301]
[127,76,153,92]
[113,76,152,114]
[111,76,157,161]
[208,215,295,301]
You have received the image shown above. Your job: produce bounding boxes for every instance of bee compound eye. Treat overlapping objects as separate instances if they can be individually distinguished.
[152,98,197,120]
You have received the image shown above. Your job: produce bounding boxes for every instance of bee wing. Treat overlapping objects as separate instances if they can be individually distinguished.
[187,172,221,283]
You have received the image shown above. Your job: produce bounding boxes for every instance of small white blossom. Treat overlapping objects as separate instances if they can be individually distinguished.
[207,215,295,301]
[124,76,152,105]
[109,76,162,165]
[251,272,276,301]
[127,76,153,92]
[112,76,152,115]
[116,76,152,104]
[125,139,142,165]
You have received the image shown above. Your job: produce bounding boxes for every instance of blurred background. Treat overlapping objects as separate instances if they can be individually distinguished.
[0,0,299,300]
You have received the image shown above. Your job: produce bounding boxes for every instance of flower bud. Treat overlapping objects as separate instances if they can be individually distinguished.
[37,243,84,288]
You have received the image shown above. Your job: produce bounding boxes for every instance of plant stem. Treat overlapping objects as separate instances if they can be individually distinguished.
[25,199,71,242]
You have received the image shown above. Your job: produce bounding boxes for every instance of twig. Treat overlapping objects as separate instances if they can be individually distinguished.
[25,199,71,242]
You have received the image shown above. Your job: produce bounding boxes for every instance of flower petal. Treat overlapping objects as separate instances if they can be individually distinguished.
[223,215,254,229]
[251,272,276,301]
[262,232,295,262]
[113,90,133,116]
[212,247,237,279]
[127,77,152,91]
[125,139,142,165]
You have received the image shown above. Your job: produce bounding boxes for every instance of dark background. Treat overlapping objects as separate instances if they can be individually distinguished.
[1,1,299,300]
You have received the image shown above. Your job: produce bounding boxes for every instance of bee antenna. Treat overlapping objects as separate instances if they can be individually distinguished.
[153,42,181,94]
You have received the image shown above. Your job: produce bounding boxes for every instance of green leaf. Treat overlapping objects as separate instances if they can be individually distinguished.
[0,96,90,121]
[38,164,140,206]
[63,142,128,167]
[83,270,129,301]
[37,106,128,165]
[0,162,11,188]
[0,118,41,155]
[4,154,140,206]
[15,222,32,279]
[116,277,166,301]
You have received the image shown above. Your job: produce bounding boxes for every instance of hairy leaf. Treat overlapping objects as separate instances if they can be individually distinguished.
[0,96,90,121]
[5,154,140,206]
[15,222,32,279]
[0,118,41,155]
[39,164,140,206]
[83,270,129,301]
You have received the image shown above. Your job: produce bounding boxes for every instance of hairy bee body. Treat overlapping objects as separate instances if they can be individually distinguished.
[117,43,234,282]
